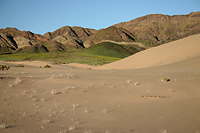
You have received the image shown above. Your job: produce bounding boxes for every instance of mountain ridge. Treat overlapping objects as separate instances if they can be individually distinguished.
[114,11,200,46]
[0,11,200,54]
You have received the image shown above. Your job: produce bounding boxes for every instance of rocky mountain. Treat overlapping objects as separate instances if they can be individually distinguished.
[114,11,200,46]
[83,26,136,47]
[43,26,97,48]
[0,11,200,54]
[43,26,97,40]
[0,28,48,53]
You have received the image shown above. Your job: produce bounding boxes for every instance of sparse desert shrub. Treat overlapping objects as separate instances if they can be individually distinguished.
[14,77,21,84]
[44,64,51,68]
[72,103,80,108]
[32,98,39,102]
[68,125,75,131]
[0,123,8,129]
[50,72,78,79]
[161,77,170,82]
[126,79,132,83]
[126,79,139,85]
[42,117,52,123]
[15,64,24,67]
[40,125,46,129]
[63,72,78,78]
[0,64,10,71]
[50,90,61,95]
[51,89,57,95]
[83,108,90,113]
[134,81,139,86]
[71,118,80,124]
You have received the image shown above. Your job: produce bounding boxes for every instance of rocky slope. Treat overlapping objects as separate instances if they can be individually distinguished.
[43,26,97,48]
[0,28,48,53]
[15,44,49,53]
[83,26,136,47]
[0,32,18,53]
[114,11,200,46]
[43,26,97,40]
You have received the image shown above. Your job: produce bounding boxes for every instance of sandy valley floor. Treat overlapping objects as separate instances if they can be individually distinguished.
[0,60,200,133]
[0,34,200,133]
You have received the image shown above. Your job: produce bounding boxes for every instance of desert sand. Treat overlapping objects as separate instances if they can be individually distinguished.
[0,34,200,133]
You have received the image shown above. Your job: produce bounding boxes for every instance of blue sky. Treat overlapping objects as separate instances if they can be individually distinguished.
[0,0,199,35]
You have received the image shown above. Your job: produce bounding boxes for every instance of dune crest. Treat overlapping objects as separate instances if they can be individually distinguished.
[96,34,200,70]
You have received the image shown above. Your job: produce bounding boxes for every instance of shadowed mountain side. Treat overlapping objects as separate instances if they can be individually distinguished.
[95,33,200,70]
[0,33,17,53]
[15,44,49,53]
[15,40,82,53]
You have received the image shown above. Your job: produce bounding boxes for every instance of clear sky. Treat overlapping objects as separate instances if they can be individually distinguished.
[0,0,199,35]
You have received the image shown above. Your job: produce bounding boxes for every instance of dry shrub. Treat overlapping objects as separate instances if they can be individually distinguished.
[161,77,170,82]
[0,64,10,70]
[15,64,24,67]
[50,72,78,79]
[44,64,51,68]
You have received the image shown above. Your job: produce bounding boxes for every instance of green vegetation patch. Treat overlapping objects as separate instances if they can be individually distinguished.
[77,42,135,59]
[0,53,60,61]
[0,52,120,66]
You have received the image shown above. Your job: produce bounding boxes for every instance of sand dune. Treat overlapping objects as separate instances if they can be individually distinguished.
[96,34,200,70]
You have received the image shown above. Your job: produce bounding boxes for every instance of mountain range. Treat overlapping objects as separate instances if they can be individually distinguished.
[0,11,200,54]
